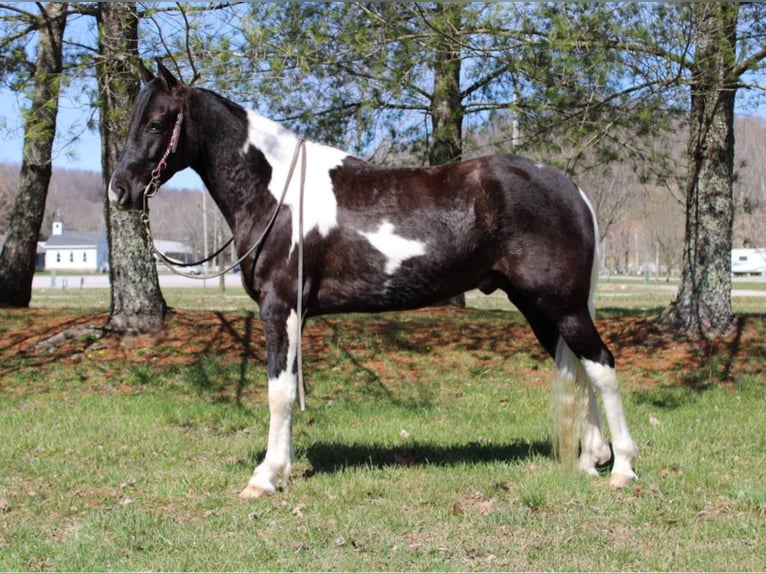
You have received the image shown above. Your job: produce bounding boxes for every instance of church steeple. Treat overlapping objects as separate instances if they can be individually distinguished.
[52,210,64,236]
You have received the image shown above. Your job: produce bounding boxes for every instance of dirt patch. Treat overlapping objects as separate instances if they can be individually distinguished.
[1,306,763,389]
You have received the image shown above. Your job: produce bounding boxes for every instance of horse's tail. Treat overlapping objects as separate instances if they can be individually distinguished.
[551,187,600,467]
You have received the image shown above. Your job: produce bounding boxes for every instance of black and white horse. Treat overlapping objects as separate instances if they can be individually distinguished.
[109,61,637,498]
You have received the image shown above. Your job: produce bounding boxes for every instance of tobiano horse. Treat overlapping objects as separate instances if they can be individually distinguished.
[109,61,638,498]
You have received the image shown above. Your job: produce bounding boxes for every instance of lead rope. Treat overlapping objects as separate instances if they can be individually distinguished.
[142,138,306,282]
[296,140,308,412]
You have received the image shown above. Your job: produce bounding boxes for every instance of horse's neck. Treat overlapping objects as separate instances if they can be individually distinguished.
[189,93,351,250]
[190,102,283,235]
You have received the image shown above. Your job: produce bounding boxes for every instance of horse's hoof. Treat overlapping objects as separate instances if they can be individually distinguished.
[579,464,601,477]
[239,484,272,499]
[609,472,637,489]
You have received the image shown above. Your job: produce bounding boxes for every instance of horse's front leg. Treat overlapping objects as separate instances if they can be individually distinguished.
[240,304,300,499]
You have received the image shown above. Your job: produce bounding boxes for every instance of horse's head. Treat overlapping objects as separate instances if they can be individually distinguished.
[109,60,191,210]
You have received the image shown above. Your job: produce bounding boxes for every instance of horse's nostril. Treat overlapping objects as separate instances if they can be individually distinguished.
[108,176,130,207]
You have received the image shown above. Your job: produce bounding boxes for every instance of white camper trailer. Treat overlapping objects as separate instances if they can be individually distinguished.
[731,248,766,276]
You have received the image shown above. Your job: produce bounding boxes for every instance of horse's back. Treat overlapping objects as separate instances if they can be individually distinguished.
[332,153,589,224]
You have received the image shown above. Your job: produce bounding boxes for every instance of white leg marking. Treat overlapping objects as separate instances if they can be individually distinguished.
[359,220,427,275]
[582,360,638,487]
[568,187,616,475]
[242,310,300,497]
[242,110,348,250]
[552,338,612,475]
[578,382,613,476]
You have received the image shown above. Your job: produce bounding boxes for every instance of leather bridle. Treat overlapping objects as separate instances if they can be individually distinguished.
[143,109,184,200]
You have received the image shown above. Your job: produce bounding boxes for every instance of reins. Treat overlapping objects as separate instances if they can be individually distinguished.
[140,110,308,410]
[296,137,307,412]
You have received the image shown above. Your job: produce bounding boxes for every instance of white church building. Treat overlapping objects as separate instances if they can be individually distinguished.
[42,216,193,272]
[43,217,108,272]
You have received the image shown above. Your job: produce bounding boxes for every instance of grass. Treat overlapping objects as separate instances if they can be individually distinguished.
[1,281,764,571]
[29,285,253,312]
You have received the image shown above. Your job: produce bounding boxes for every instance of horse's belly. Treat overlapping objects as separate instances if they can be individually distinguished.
[314,264,484,314]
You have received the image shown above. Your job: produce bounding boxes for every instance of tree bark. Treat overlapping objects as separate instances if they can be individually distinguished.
[662,3,738,339]
[428,3,463,167]
[429,3,465,307]
[0,3,67,307]
[97,2,166,333]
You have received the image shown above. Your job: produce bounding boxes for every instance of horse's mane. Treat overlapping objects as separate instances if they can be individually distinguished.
[196,86,246,116]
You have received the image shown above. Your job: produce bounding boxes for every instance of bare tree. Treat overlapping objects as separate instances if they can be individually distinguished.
[645,190,685,279]
[732,116,766,247]
[0,2,67,306]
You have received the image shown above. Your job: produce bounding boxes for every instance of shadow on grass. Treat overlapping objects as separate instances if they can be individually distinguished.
[598,306,666,319]
[298,439,553,475]
[630,314,765,410]
[632,385,697,409]
[0,310,107,376]
[188,310,261,405]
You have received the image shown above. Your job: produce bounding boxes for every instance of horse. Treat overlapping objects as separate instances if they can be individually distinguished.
[109,61,638,498]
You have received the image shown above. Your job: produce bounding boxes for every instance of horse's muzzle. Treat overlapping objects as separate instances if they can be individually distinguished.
[108,174,142,211]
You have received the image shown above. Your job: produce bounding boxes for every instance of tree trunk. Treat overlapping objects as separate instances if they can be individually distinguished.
[0,3,67,307]
[97,2,167,333]
[428,3,463,167]
[662,3,738,339]
[429,3,465,307]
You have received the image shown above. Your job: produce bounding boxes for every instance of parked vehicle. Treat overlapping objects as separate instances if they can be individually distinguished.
[731,248,766,276]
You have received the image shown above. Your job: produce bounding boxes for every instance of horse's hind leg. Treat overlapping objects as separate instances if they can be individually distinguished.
[552,337,613,474]
[557,310,638,488]
[516,305,612,475]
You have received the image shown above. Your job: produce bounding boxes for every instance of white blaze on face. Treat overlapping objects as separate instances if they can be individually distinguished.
[360,220,427,275]
[107,175,119,204]
[242,110,347,250]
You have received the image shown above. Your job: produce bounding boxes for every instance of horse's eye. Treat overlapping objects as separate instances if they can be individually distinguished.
[147,120,164,133]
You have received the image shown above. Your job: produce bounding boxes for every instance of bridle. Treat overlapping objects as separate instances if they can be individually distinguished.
[139,109,304,281]
[143,109,184,200]
[140,107,237,277]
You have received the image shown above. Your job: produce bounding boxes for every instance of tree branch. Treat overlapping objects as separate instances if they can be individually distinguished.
[733,42,766,79]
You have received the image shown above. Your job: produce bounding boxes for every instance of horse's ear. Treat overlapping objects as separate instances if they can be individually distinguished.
[155,59,184,93]
[139,60,155,85]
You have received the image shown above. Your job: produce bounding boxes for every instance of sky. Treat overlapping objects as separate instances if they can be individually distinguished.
[0,2,205,192]
[2,77,764,194]
[2,84,764,193]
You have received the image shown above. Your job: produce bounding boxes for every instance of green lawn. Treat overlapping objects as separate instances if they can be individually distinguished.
[0,282,764,571]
